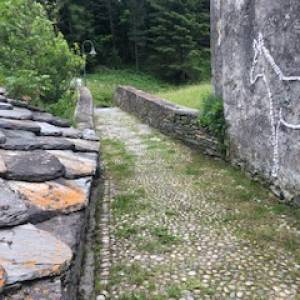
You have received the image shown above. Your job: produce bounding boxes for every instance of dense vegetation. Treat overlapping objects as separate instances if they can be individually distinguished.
[43,0,210,83]
[0,0,83,107]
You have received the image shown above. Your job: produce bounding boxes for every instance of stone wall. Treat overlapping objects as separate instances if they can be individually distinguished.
[211,0,300,204]
[113,86,222,158]
[0,87,101,299]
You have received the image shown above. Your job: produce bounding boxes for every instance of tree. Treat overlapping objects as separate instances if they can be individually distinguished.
[146,0,210,82]
[0,0,83,101]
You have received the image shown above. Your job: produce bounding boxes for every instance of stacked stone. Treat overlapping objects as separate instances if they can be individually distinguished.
[0,88,100,299]
[113,86,222,158]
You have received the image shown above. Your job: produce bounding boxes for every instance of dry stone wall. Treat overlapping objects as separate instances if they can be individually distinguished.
[0,87,100,299]
[113,86,222,158]
[211,0,300,204]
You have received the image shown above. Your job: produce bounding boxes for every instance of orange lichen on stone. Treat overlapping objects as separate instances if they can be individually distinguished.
[8,179,88,212]
[23,260,38,268]
[0,265,7,292]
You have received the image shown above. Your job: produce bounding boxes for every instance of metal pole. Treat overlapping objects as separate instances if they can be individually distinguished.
[81,40,97,87]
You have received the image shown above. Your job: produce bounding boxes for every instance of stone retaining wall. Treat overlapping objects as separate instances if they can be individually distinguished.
[113,86,222,158]
[0,87,101,299]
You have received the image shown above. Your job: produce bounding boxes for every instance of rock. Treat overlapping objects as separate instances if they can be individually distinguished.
[0,107,33,120]
[67,138,100,152]
[0,179,29,227]
[1,150,65,182]
[0,87,6,95]
[0,223,72,285]
[0,130,75,151]
[36,212,85,252]
[32,111,70,127]
[3,277,63,300]
[0,154,7,175]
[36,122,63,136]
[0,96,7,103]
[82,128,99,141]
[61,127,83,139]
[0,130,6,144]
[34,122,83,139]
[0,119,40,133]
[0,103,13,110]
[48,150,98,179]
[8,177,91,216]
[0,265,7,293]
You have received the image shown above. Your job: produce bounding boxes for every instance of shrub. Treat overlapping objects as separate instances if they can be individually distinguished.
[0,0,84,102]
[199,94,226,143]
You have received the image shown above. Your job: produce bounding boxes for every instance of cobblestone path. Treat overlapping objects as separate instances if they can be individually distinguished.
[95,108,300,300]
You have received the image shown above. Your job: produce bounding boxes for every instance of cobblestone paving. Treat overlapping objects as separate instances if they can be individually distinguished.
[95,108,300,300]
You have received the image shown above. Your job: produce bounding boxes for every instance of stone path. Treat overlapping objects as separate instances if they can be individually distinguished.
[95,108,300,300]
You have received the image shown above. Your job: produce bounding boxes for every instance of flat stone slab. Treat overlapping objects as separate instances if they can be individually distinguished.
[0,131,6,144]
[36,212,85,252]
[0,103,13,110]
[0,179,29,227]
[48,150,98,179]
[0,87,6,95]
[36,122,63,136]
[0,130,75,151]
[37,122,82,138]
[61,127,83,139]
[8,178,91,215]
[0,107,33,120]
[82,129,99,141]
[0,95,7,103]
[3,277,63,299]
[0,265,7,293]
[0,150,65,182]
[0,119,40,133]
[67,138,100,152]
[32,111,70,127]
[0,224,72,285]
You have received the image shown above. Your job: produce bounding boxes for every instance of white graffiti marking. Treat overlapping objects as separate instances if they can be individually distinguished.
[250,33,300,178]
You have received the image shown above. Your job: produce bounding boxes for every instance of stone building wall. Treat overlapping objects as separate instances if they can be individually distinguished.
[211,0,300,203]
[113,86,222,158]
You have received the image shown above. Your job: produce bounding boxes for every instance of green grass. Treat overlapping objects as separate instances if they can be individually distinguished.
[87,67,212,110]
[102,138,135,180]
[157,83,211,110]
[87,67,172,107]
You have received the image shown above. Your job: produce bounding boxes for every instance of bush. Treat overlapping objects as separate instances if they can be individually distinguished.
[0,0,84,102]
[199,94,226,143]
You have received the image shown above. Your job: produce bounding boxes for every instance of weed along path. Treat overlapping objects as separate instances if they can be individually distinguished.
[95,107,300,300]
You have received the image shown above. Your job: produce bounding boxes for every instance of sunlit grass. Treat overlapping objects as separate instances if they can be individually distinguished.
[87,67,212,110]
[156,83,212,110]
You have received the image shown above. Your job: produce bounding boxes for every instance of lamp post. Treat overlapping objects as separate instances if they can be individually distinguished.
[81,40,97,86]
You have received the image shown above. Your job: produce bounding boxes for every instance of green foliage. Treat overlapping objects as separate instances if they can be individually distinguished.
[147,0,210,82]
[0,0,83,102]
[199,95,226,143]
